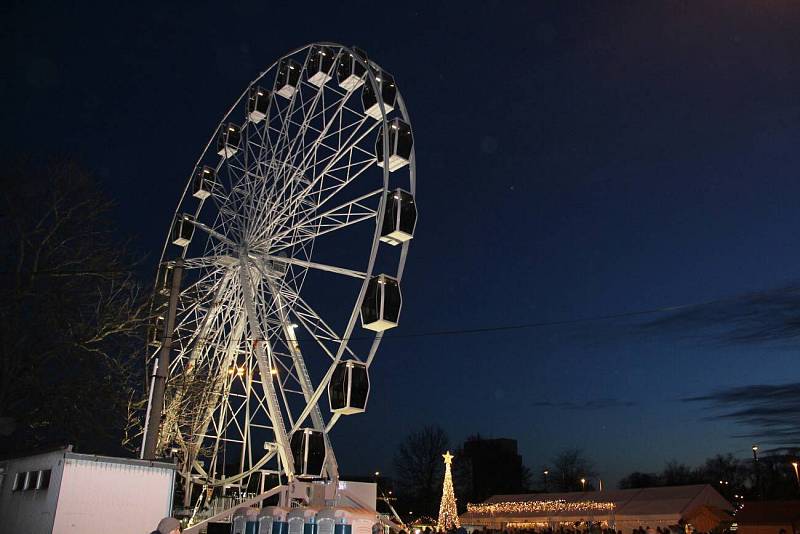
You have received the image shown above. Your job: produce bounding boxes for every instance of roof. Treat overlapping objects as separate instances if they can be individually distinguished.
[64,451,177,470]
[461,485,731,522]
[735,501,800,525]
[0,444,176,470]
[684,505,731,531]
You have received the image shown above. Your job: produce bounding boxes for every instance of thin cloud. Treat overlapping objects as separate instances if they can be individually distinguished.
[684,382,800,444]
[642,285,800,345]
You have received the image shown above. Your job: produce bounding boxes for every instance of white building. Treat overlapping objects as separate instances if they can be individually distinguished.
[0,445,176,534]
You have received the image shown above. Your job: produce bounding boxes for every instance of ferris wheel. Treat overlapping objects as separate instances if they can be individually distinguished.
[141,43,417,502]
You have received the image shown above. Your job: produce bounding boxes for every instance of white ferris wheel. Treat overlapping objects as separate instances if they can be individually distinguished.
[141,42,417,505]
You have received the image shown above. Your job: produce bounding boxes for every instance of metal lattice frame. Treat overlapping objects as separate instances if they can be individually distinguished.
[145,43,415,494]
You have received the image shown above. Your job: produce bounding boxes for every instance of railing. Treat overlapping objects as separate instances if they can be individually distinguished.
[183,485,287,534]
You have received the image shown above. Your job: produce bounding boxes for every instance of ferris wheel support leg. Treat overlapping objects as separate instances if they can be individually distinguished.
[269,284,340,482]
[142,258,184,460]
[239,256,297,479]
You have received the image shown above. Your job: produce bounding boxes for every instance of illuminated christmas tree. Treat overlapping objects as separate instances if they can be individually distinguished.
[436,451,460,532]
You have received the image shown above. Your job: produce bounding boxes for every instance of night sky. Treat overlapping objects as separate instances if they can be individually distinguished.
[4,1,800,487]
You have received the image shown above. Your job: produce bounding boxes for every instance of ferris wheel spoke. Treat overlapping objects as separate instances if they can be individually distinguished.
[172,275,251,459]
[269,208,377,255]
[296,147,379,223]
[186,217,238,249]
[325,412,342,433]
[273,278,360,363]
[203,174,236,211]
[257,88,372,249]
[167,274,229,357]
[268,70,321,175]
[273,70,359,178]
[274,80,331,178]
[252,251,366,280]
[267,181,379,255]
[160,273,236,441]
[298,113,377,188]
[268,140,377,245]
[278,92,354,178]
[261,160,377,254]
[239,259,297,475]
[269,186,382,247]
[259,273,340,479]
[265,94,375,230]
[180,255,240,270]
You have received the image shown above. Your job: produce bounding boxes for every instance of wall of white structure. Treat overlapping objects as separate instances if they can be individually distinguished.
[0,446,175,534]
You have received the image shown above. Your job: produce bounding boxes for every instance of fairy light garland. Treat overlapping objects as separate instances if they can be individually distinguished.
[466,499,615,515]
[507,522,612,529]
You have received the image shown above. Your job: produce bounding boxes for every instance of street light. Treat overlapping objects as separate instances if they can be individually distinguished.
[791,461,799,487]
[543,470,549,492]
[752,444,761,500]
[580,478,586,491]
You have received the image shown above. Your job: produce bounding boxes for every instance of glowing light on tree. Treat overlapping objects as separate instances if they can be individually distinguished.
[437,451,460,531]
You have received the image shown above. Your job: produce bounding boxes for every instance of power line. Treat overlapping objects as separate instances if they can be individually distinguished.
[317,286,800,342]
[379,288,789,340]
[152,284,800,348]
[8,265,799,341]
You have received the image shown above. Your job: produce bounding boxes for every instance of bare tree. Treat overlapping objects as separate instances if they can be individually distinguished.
[551,448,595,492]
[699,454,747,494]
[660,460,701,486]
[0,158,149,454]
[450,444,473,512]
[393,425,450,517]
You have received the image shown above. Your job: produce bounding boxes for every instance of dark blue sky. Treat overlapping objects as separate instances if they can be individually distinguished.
[4,1,800,486]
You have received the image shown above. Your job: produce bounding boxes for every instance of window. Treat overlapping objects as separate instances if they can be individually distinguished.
[37,469,51,490]
[12,472,23,491]
[23,471,35,491]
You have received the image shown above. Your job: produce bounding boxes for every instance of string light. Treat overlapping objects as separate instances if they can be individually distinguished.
[437,451,460,532]
[507,523,611,530]
[466,499,615,515]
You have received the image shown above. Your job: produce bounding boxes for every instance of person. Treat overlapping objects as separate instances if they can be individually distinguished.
[150,516,181,534]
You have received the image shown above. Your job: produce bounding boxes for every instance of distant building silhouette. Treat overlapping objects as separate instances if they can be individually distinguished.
[461,437,524,503]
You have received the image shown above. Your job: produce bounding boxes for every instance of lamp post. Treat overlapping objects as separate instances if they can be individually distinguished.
[752,445,761,500]
[791,461,799,488]
[580,478,586,492]
[543,470,549,492]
